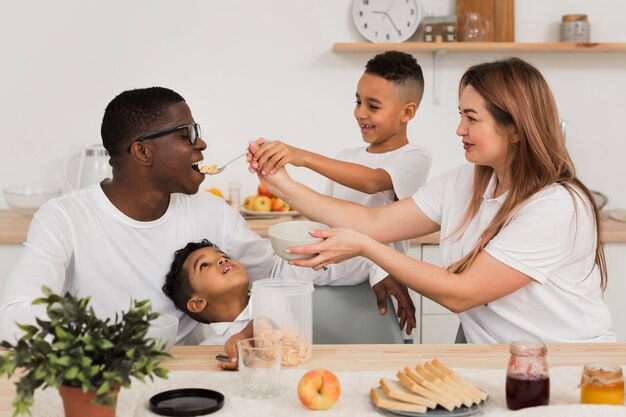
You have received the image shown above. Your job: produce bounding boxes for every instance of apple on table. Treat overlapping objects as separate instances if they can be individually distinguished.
[297,369,341,410]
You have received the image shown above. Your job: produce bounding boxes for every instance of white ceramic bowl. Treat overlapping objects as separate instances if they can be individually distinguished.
[268,220,329,261]
[4,186,62,216]
[146,314,178,352]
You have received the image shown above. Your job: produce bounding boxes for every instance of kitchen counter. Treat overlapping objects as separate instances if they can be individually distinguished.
[2,209,626,245]
[1,343,625,416]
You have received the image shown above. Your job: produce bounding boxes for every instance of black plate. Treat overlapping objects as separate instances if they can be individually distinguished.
[149,388,225,416]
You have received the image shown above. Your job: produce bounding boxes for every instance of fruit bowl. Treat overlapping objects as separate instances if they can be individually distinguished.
[4,186,62,216]
[268,221,329,261]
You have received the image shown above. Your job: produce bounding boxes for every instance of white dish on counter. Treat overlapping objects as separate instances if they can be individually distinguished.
[240,209,299,217]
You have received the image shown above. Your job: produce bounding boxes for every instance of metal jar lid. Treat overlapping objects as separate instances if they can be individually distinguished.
[562,14,588,22]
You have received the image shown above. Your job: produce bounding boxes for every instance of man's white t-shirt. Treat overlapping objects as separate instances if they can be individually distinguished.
[0,184,385,344]
[325,143,431,255]
[413,164,615,343]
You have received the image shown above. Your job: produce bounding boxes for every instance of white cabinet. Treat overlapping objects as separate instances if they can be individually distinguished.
[408,243,460,344]
[603,243,626,342]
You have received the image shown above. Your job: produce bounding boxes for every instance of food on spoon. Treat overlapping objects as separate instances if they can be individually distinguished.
[199,164,219,174]
[297,369,341,410]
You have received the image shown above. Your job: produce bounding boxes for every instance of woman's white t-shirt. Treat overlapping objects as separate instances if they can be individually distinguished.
[413,164,615,343]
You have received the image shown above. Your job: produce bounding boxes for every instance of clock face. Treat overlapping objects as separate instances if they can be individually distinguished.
[352,0,422,43]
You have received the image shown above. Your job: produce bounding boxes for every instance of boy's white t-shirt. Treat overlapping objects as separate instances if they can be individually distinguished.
[325,143,431,254]
[200,304,251,346]
[413,164,615,343]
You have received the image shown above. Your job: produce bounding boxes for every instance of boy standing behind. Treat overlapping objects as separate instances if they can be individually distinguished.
[250,51,431,341]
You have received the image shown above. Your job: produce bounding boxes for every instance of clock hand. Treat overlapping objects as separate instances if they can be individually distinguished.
[374,10,401,34]
[385,0,397,14]
[386,14,401,35]
[372,10,387,21]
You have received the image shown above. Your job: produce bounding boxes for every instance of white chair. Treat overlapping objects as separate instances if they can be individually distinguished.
[312,281,404,344]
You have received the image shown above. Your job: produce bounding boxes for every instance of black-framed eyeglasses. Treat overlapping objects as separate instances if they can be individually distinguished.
[127,122,202,153]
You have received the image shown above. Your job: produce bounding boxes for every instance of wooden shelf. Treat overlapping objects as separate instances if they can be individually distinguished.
[333,42,626,53]
[334,41,626,105]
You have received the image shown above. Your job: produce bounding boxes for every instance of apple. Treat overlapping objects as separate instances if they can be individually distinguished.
[243,195,256,211]
[271,198,290,212]
[258,184,275,199]
[253,195,272,212]
[297,369,341,410]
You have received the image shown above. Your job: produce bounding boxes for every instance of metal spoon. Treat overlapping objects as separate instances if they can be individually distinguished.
[200,140,271,175]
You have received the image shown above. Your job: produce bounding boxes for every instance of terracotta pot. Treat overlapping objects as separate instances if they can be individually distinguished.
[58,385,119,417]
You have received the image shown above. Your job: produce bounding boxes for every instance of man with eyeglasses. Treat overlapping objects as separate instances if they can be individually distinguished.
[0,87,416,344]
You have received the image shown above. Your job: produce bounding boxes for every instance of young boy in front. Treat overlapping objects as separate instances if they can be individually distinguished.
[163,239,252,370]
[250,51,431,342]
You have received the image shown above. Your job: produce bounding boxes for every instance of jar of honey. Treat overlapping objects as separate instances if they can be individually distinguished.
[505,341,550,410]
[580,363,624,405]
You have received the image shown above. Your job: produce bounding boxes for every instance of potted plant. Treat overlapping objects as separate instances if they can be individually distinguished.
[0,286,170,417]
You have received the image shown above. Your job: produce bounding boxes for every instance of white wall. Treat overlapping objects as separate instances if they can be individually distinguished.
[1,0,625,207]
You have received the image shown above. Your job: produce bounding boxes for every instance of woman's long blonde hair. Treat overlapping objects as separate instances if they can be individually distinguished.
[449,57,606,290]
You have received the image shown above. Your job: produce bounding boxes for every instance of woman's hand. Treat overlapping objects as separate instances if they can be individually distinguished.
[286,227,371,270]
[251,140,305,175]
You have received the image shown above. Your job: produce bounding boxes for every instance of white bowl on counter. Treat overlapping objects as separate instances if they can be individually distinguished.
[4,186,62,216]
[146,314,178,352]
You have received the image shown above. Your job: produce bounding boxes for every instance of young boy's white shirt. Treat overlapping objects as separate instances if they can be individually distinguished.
[413,164,616,343]
[200,304,251,346]
[0,184,385,345]
[325,143,432,261]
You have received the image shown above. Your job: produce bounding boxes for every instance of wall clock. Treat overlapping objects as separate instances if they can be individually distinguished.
[352,0,423,43]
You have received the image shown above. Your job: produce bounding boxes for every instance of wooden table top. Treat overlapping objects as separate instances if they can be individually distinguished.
[1,343,625,416]
[2,209,626,245]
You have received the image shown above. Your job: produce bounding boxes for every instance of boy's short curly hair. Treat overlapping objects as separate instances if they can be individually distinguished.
[101,86,185,157]
[163,239,219,324]
[365,50,424,104]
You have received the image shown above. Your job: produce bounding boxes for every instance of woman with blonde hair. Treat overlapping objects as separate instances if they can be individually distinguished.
[248,57,615,343]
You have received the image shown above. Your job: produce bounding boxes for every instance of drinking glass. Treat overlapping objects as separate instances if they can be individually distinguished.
[228,181,241,210]
[237,337,281,399]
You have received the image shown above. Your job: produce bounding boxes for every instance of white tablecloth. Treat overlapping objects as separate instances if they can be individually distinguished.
[28,366,626,417]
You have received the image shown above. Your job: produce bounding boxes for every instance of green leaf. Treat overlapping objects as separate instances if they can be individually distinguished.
[153,367,169,379]
[34,364,47,380]
[65,367,79,380]
[54,326,71,340]
[99,339,114,350]
[56,356,70,367]
[125,347,136,358]
[96,381,110,395]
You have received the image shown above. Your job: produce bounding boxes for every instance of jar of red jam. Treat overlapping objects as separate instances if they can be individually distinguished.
[580,363,624,405]
[505,341,550,410]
